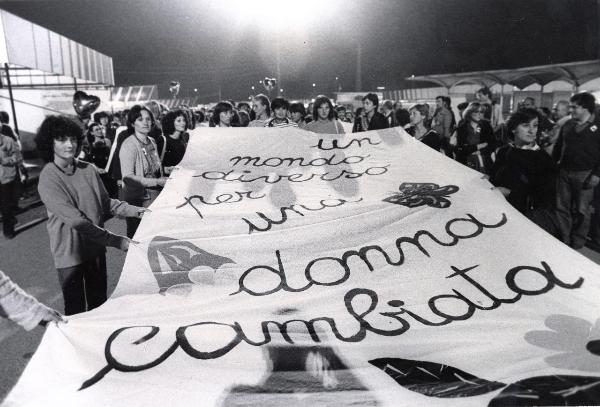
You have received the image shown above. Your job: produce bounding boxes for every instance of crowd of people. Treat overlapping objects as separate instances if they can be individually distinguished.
[1,87,600,326]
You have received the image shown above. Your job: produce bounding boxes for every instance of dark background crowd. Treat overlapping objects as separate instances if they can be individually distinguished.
[1,87,600,323]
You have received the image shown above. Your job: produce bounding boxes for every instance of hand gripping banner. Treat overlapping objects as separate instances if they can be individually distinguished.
[5,127,600,406]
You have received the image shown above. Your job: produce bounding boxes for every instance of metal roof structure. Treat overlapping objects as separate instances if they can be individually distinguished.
[0,9,114,88]
[406,60,600,90]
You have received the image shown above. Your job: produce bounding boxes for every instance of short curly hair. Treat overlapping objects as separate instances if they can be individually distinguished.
[161,109,188,136]
[35,115,84,163]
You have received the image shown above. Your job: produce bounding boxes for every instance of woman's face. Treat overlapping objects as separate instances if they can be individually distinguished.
[253,100,266,117]
[363,98,375,114]
[290,111,302,123]
[91,125,103,138]
[317,103,330,120]
[409,109,423,126]
[174,115,187,132]
[219,110,233,126]
[53,136,78,162]
[274,107,288,120]
[513,117,538,146]
[469,107,484,123]
[134,110,152,135]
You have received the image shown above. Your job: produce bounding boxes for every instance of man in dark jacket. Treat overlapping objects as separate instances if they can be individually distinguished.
[552,92,600,249]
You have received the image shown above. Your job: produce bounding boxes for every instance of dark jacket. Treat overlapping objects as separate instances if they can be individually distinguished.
[352,111,389,132]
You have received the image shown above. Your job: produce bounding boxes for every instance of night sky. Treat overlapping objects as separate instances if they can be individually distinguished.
[0,0,597,102]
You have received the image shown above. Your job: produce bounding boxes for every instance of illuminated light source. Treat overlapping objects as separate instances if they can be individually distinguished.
[212,0,342,31]
[193,88,198,92]
[312,83,316,87]
[251,86,255,90]
[377,86,386,90]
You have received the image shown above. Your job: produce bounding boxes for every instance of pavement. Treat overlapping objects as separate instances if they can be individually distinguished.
[1,205,600,402]
[0,205,127,402]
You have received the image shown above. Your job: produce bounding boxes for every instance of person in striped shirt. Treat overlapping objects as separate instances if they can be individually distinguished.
[265,97,298,128]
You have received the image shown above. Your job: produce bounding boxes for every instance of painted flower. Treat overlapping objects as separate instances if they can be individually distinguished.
[524,314,600,372]
[383,182,459,209]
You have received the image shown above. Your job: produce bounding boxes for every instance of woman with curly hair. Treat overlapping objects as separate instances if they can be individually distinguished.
[36,115,145,315]
[161,109,189,172]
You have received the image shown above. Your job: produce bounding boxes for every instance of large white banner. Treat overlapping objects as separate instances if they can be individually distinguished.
[5,127,600,406]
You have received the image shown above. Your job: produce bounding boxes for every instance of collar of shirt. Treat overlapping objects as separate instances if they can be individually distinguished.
[510,142,540,151]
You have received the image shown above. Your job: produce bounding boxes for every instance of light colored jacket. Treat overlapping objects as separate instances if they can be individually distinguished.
[0,134,19,184]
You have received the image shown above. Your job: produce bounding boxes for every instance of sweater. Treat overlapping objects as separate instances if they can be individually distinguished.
[304,119,345,134]
[490,145,557,213]
[38,160,140,268]
[552,115,600,175]
[0,270,49,330]
[119,135,163,204]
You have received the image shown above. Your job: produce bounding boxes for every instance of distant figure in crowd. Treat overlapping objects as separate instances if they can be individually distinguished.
[249,94,271,127]
[36,115,145,315]
[394,101,411,127]
[453,102,495,174]
[546,100,570,154]
[406,104,441,151]
[0,127,21,238]
[266,98,298,128]
[336,105,347,122]
[305,95,345,134]
[0,111,17,142]
[85,122,117,197]
[144,101,166,160]
[552,92,600,249]
[211,101,235,128]
[457,102,469,120]
[490,108,559,236]
[237,110,250,127]
[432,96,456,156]
[475,87,504,130]
[119,106,167,238]
[85,123,111,169]
[289,101,307,128]
[353,93,388,132]
[0,269,65,330]
[161,109,189,172]
[237,102,251,116]
[381,100,397,127]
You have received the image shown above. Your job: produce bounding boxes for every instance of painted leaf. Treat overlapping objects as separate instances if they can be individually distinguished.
[383,183,459,209]
[369,357,505,398]
[489,375,600,406]
[147,236,235,291]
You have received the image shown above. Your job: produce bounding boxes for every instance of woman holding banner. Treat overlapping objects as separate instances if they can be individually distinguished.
[36,115,145,315]
[405,104,442,151]
[119,105,167,238]
[490,108,559,236]
[305,95,345,134]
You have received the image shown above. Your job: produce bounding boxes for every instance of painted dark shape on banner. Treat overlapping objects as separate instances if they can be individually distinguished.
[369,357,505,397]
[369,356,600,406]
[147,236,235,291]
[383,183,459,208]
[222,344,379,406]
